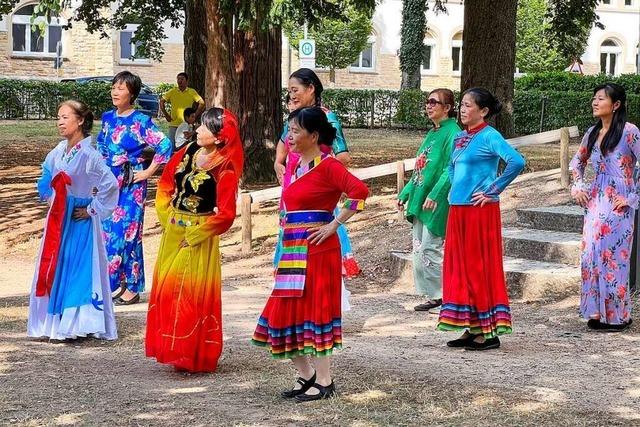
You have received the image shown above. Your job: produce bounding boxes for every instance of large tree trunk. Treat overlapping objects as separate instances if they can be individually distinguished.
[461,0,517,137]
[399,0,426,90]
[184,0,208,97]
[204,1,281,183]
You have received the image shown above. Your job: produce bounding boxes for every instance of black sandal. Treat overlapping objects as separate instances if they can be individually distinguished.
[281,371,316,398]
[113,293,140,306]
[588,318,632,332]
[414,299,442,311]
[295,381,336,403]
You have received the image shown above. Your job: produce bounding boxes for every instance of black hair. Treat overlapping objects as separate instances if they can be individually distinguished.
[112,71,142,104]
[587,83,627,157]
[201,107,224,136]
[177,72,188,80]
[289,68,323,106]
[462,87,502,119]
[428,88,457,118]
[58,99,94,137]
[184,107,196,118]
[287,107,336,147]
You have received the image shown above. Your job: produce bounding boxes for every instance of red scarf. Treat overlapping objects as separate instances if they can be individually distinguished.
[35,171,71,297]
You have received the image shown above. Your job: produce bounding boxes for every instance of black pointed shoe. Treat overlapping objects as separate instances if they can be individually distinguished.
[295,381,336,403]
[465,337,501,351]
[446,333,478,348]
[281,371,316,398]
[113,293,140,306]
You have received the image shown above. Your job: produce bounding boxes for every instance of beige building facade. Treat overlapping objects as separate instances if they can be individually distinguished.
[0,0,638,89]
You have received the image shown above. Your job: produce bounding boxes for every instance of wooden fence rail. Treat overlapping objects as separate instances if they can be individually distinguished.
[239,126,579,253]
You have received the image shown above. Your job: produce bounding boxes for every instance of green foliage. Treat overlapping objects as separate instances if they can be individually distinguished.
[399,0,427,77]
[155,82,176,96]
[516,0,563,73]
[283,5,373,81]
[395,90,428,128]
[515,72,640,94]
[0,79,112,119]
[27,0,377,61]
[546,0,601,60]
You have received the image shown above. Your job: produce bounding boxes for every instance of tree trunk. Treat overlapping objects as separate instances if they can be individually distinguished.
[461,0,517,137]
[400,71,421,90]
[184,0,208,97]
[204,1,281,183]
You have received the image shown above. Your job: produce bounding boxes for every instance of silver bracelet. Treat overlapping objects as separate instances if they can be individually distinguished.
[335,217,346,226]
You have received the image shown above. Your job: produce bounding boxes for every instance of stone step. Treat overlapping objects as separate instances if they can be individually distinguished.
[516,205,584,234]
[388,251,580,301]
[502,227,581,266]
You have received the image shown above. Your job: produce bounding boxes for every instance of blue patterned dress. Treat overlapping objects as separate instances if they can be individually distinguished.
[96,110,172,294]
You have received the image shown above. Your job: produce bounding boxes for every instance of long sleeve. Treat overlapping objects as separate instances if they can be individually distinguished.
[484,133,526,198]
[427,128,456,202]
[86,154,119,220]
[138,115,173,164]
[155,147,184,227]
[184,168,240,246]
[398,177,414,203]
[95,117,109,161]
[37,150,57,202]
[622,124,640,209]
[569,129,592,196]
[325,159,368,211]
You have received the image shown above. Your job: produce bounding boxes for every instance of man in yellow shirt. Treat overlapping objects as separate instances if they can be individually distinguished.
[160,72,205,149]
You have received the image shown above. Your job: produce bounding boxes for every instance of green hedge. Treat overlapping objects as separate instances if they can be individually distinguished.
[515,72,640,94]
[0,79,112,119]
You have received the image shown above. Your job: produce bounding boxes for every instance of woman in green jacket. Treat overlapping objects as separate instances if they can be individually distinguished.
[398,89,460,311]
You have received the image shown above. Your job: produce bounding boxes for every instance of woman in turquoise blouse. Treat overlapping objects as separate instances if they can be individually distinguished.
[437,88,525,351]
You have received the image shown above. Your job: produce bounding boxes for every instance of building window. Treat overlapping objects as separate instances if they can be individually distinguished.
[11,4,64,56]
[351,35,376,71]
[602,0,611,4]
[600,39,622,76]
[625,0,633,5]
[421,33,437,74]
[451,31,463,74]
[119,25,148,62]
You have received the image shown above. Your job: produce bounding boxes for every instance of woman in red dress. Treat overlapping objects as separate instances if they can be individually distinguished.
[252,107,368,401]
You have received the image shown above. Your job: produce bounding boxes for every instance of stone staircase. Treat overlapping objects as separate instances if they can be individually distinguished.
[390,205,584,301]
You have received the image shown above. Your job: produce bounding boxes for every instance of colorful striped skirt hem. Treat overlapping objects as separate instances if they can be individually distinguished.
[252,317,342,359]
[437,303,512,338]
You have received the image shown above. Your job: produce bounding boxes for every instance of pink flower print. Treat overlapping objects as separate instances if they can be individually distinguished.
[601,249,613,264]
[617,285,627,299]
[581,267,590,281]
[620,249,629,260]
[132,261,140,281]
[111,125,126,144]
[133,187,144,206]
[605,186,616,199]
[124,222,139,242]
[112,153,129,166]
[610,260,619,270]
[144,129,163,147]
[108,256,122,275]
[415,153,427,170]
[102,231,110,243]
[605,272,615,282]
[111,206,125,223]
[117,175,124,188]
[131,121,142,138]
[599,223,612,238]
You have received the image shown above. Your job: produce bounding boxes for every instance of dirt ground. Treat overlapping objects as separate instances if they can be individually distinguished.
[1,122,639,426]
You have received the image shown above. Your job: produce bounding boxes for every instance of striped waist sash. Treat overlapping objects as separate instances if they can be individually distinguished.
[273,210,334,297]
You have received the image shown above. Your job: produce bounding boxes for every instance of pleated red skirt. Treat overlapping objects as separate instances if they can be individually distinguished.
[252,236,343,359]
[437,203,513,338]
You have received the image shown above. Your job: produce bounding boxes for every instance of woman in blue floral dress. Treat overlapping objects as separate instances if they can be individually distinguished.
[570,83,640,331]
[97,71,172,305]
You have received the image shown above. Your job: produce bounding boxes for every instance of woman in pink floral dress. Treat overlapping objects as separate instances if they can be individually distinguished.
[570,83,640,331]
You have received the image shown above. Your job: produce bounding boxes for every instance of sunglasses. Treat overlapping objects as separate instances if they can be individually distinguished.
[426,98,444,106]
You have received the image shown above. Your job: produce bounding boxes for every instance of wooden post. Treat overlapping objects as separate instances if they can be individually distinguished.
[560,127,570,187]
[396,161,405,221]
[241,194,252,254]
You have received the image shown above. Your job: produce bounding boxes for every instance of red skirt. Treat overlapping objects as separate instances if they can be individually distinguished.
[252,236,342,359]
[437,203,512,338]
